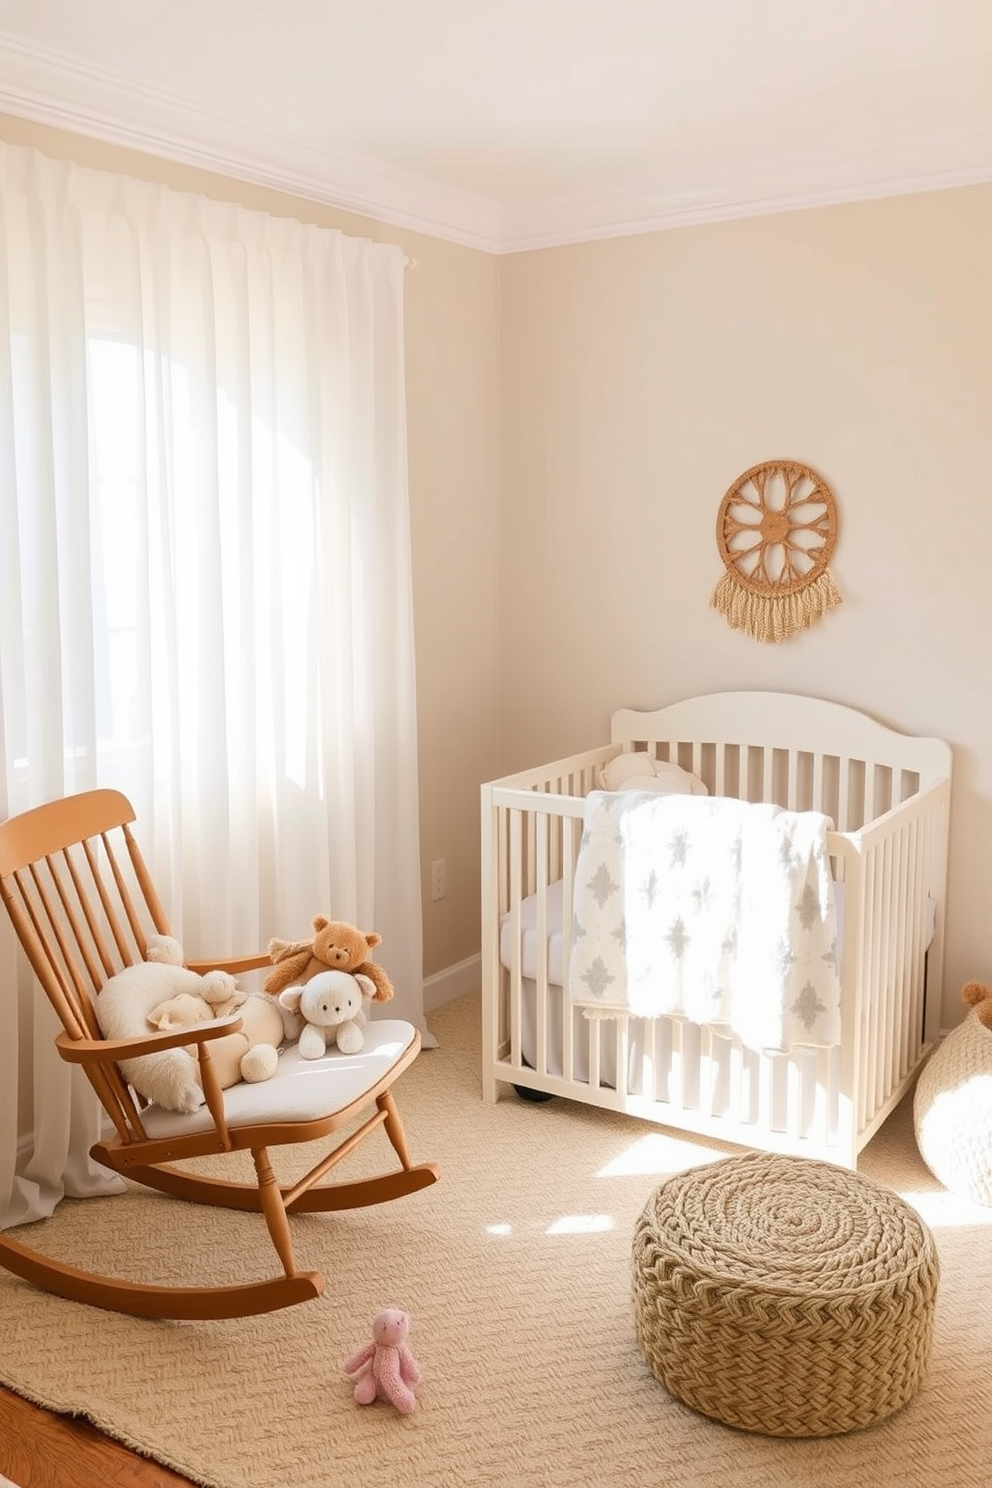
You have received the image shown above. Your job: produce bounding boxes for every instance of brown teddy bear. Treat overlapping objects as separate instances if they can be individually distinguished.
[263,915,394,1005]
[962,980,992,1029]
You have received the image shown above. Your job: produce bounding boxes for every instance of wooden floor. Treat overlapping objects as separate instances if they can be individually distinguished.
[0,1384,196,1488]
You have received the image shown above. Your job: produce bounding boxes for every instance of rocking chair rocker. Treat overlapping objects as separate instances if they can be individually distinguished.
[0,788,439,1321]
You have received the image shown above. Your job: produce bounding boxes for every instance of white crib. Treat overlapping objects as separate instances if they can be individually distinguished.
[481,691,952,1168]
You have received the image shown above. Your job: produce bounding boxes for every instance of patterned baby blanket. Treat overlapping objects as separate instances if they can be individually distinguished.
[567,791,841,1053]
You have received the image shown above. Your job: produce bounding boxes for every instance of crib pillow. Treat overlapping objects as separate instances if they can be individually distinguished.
[597,752,708,797]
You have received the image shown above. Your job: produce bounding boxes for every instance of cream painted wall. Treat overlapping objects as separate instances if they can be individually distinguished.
[498,186,992,1027]
[0,112,499,986]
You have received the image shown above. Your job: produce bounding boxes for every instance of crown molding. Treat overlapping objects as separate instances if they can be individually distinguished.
[0,35,504,253]
[1,33,991,256]
[500,142,992,252]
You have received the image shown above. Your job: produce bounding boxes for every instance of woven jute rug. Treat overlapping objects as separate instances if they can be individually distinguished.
[1,993,990,1488]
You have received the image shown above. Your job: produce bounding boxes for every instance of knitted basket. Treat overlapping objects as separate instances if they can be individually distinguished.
[914,1008,992,1206]
[632,1152,938,1437]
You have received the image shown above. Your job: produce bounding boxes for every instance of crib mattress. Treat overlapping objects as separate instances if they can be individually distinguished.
[499,880,936,989]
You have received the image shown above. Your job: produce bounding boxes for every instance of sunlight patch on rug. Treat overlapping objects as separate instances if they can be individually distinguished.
[898,1188,992,1227]
[596,1129,731,1178]
[546,1213,614,1235]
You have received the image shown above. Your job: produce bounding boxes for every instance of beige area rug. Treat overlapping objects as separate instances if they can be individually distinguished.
[1,992,990,1488]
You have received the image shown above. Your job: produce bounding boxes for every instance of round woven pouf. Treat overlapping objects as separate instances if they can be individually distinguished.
[632,1152,939,1437]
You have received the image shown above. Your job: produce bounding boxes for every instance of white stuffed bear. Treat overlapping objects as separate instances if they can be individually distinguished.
[146,982,288,1088]
[95,934,292,1112]
[278,968,375,1058]
[94,935,244,1113]
[597,751,709,797]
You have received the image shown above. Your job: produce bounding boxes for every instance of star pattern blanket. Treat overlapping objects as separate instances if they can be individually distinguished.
[567,791,841,1053]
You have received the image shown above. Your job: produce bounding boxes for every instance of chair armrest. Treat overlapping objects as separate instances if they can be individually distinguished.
[55,1014,245,1066]
[185,953,272,975]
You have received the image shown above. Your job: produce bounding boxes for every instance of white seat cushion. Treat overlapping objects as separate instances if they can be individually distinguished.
[137,1018,418,1139]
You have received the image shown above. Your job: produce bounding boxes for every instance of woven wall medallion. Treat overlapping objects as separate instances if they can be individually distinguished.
[710,459,842,643]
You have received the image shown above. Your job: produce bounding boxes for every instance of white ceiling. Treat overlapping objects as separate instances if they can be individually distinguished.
[1,0,990,252]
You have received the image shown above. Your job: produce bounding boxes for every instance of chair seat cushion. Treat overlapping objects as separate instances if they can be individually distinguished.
[138,1019,418,1138]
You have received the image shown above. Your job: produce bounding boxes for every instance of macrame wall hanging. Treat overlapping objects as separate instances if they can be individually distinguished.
[710,458,843,643]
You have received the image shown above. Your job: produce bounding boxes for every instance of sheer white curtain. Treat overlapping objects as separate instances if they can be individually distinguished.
[0,142,427,1230]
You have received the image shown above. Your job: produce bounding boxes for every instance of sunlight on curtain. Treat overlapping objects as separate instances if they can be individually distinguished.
[0,142,427,1229]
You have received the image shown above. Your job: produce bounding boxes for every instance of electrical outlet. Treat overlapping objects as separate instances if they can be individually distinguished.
[430,858,447,902]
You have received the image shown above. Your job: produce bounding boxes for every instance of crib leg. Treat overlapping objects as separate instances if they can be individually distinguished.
[513,1084,555,1104]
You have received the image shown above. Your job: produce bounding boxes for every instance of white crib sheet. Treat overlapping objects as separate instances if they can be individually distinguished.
[499,879,936,988]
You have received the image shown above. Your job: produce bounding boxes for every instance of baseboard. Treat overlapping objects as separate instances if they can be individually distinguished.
[423,954,480,1012]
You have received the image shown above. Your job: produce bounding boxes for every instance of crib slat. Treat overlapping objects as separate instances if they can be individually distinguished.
[811,1048,831,1149]
[880,831,896,1100]
[785,750,798,811]
[614,1019,629,1099]
[892,824,910,1079]
[588,1020,601,1090]
[757,1051,773,1133]
[838,758,851,832]
[714,745,727,798]
[897,821,915,1072]
[812,752,825,821]
[865,762,877,825]
[508,810,524,1075]
[728,1036,743,1125]
[670,1020,685,1113]
[534,812,550,1080]
[862,841,881,1130]
[906,814,924,1064]
[785,1055,802,1140]
[874,832,893,1105]
[875,834,890,1105]
[562,814,578,1086]
[701,1027,715,1116]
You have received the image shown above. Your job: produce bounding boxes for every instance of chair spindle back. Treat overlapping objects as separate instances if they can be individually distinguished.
[0,788,172,1134]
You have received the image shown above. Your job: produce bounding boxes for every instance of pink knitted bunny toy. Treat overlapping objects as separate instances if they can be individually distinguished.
[343,1307,422,1415]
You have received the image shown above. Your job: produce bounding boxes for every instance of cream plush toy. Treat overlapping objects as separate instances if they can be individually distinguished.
[95,935,236,1113]
[597,752,709,797]
[146,983,287,1088]
[94,934,283,1112]
[278,968,375,1057]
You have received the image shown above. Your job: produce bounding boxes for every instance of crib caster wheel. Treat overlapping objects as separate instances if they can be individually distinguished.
[513,1084,555,1103]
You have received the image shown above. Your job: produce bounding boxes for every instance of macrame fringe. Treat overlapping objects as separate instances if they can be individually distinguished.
[710,569,843,644]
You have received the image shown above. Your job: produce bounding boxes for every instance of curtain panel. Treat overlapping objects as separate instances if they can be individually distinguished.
[0,142,426,1229]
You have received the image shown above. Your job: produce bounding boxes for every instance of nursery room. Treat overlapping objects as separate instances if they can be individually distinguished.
[1,4,991,1487]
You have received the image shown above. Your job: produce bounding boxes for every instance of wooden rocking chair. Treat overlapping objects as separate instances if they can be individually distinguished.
[0,788,439,1321]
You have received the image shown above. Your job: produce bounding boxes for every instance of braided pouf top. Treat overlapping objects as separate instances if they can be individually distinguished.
[632,1152,939,1438]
